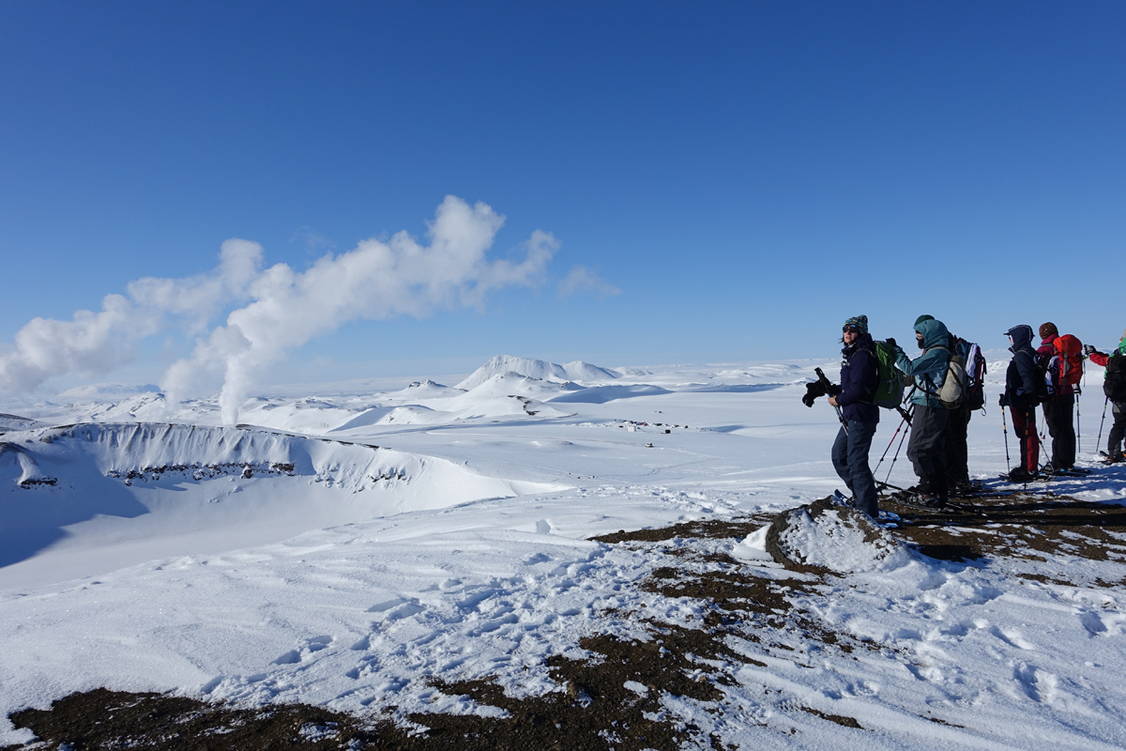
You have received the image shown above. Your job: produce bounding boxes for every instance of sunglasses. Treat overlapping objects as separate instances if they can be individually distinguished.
[842,325,861,333]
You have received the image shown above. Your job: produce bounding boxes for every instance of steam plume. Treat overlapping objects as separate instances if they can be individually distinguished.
[162,196,556,423]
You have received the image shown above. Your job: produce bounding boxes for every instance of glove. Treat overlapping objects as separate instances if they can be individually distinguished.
[802,381,826,407]
[885,337,896,349]
[999,393,1009,407]
[1082,344,1096,356]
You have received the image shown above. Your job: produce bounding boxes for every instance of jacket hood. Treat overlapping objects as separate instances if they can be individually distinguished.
[914,318,950,349]
[1005,324,1034,351]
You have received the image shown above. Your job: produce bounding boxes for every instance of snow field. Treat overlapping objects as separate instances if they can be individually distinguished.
[0,356,1123,747]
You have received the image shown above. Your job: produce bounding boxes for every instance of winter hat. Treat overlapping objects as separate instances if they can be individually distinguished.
[914,314,934,326]
[1118,334,1126,356]
[1039,322,1059,339]
[842,314,868,334]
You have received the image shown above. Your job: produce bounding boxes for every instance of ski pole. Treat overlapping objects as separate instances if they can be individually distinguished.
[874,411,909,476]
[1096,395,1109,454]
[814,367,847,433]
[883,405,913,487]
[1001,404,1011,474]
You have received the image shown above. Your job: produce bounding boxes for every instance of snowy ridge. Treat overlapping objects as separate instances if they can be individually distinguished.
[456,355,618,390]
[0,413,41,433]
[0,422,567,589]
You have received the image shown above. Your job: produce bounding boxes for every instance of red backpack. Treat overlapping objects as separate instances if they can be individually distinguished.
[1053,334,1084,388]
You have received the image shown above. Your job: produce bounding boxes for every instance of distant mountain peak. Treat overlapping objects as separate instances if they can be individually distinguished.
[456,355,618,390]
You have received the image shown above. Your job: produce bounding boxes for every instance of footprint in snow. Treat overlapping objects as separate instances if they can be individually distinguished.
[990,625,1035,650]
[273,635,332,665]
[1012,662,1059,704]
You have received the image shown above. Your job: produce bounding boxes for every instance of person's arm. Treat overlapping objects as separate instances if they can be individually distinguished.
[1014,351,1040,396]
[1088,351,1109,368]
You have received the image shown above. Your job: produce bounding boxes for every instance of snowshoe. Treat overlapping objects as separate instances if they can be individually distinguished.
[887,490,948,511]
[830,489,853,507]
[1004,468,1040,484]
[1047,466,1091,477]
[1099,452,1125,465]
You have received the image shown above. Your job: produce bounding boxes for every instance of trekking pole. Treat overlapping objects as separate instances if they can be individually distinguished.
[1001,404,1012,474]
[814,367,847,434]
[1096,395,1109,454]
[874,412,909,476]
[883,405,914,487]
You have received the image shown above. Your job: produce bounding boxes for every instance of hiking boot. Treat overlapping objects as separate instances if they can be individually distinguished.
[1007,468,1036,483]
[1104,452,1125,464]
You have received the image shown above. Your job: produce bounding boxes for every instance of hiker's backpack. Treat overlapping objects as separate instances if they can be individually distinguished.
[938,346,966,409]
[1105,353,1126,402]
[1054,334,1084,390]
[1040,335,1083,395]
[871,340,905,409]
[953,338,987,410]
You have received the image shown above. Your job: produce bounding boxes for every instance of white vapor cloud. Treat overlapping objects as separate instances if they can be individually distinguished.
[0,240,263,393]
[162,196,557,424]
[558,265,620,299]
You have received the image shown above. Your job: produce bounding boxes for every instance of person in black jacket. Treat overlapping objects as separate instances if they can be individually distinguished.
[1000,324,1042,481]
[828,315,881,516]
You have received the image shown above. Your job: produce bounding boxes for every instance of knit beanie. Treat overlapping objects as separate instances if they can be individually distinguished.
[1039,322,1059,339]
[843,314,868,334]
[1118,335,1126,356]
[914,314,934,326]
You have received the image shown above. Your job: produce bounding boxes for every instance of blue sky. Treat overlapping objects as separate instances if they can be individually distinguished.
[2,1,1124,391]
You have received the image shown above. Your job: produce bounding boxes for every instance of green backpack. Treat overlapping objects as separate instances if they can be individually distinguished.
[872,340,905,409]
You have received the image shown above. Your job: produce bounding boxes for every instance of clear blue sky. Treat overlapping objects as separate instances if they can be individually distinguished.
[3,1,1124,389]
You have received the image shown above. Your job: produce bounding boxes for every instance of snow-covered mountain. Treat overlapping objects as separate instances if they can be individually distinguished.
[455,355,619,390]
[0,413,41,433]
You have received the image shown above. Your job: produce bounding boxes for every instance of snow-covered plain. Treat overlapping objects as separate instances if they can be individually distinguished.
[1,355,1124,748]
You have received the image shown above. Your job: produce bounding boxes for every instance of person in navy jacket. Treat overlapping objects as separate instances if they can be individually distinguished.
[1000,324,1042,481]
[828,315,880,516]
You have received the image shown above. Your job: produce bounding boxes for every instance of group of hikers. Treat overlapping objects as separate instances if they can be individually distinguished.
[806,315,1126,516]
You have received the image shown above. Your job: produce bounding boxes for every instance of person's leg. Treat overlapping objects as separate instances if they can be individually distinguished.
[1011,406,1039,473]
[1108,402,1126,459]
[919,408,949,497]
[1025,408,1040,471]
[847,419,878,516]
[946,406,970,486]
[906,405,930,490]
[1055,393,1076,468]
[831,424,851,489]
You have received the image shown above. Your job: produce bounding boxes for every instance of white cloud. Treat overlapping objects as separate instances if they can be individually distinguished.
[0,242,263,393]
[558,265,621,299]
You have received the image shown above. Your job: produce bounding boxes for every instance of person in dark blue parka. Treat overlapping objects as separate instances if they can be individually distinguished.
[828,315,880,516]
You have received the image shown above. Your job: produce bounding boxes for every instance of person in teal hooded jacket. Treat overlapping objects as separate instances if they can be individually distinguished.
[892,317,953,506]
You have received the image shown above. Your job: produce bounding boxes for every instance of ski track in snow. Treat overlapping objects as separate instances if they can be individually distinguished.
[1,358,1125,748]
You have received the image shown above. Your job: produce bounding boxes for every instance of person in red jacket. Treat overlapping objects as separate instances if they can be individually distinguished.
[1084,332,1126,463]
[1036,322,1077,470]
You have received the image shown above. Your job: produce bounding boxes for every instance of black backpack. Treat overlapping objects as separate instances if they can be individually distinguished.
[1105,353,1126,402]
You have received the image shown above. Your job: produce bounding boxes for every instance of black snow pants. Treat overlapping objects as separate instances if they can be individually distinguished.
[943,405,971,488]
[907,404,948,498]
[1043,393,1076,469]
[1109,401,1126,458]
